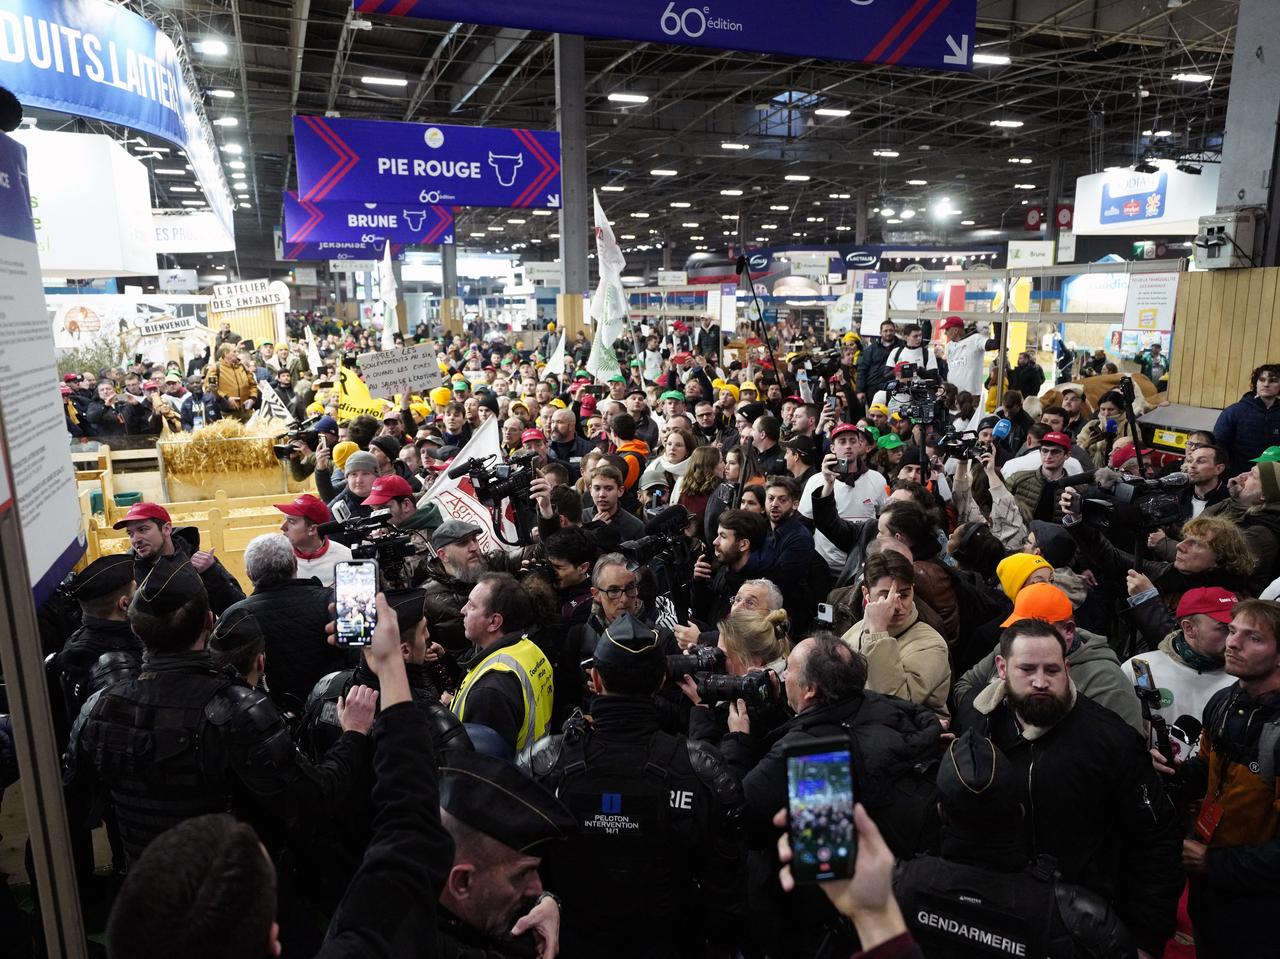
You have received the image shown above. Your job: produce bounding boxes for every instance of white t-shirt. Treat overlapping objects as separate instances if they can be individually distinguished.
[1120,649,1234,761]
[295,538,352,586]
[800,469,887,574]
[643,349,663,383]
[943,332,989,397]
[883,344,941,372]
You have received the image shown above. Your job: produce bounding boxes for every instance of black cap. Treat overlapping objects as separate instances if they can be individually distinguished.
[592,613,662,668]
[132,557,208,619]
[440,751,575,854]
[70,555,134,602]
[781,434,818,463]
[385,588,427,630]
[1029,521,1074,569]
[977,415,1000,432]
[477,391,500,415]
[736,402,765,424]
[898,445,928,468]
[936,730,1018,826]
[209,607,264,650]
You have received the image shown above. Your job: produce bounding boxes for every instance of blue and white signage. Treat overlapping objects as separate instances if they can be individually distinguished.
[0,134,85,604]
[0,0,233,236]
[275,226,406,263]
[283,192,454,245]
[353,0,977,72]
[293,115,562,208]
[1073,162,1219,237]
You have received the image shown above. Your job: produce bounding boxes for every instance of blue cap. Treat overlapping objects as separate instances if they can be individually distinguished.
[313,415,338,433]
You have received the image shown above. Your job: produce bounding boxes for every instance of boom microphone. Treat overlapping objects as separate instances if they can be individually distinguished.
[316,520,345,537]
[446,456,477,480]
[735,255,748,276]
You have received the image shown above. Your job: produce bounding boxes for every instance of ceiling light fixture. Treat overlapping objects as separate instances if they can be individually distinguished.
[814,107,851,117]
[721,142,749,151]
[1007,157,1033,164]
[784,174,811,182]
[670,201,691,208]
[532,209,553,216]
[721,214,738,220]
[1176,161,1202,175]
[873,149,899,158]
[650,168,677,177]
[507,218,526,224]
[209,89,235,99]
[212,116,238,127]
[1134,157,1160,174]
[168,186,198,193]
[880,207,896,218]
[180,199,207,206]
[681,222,699,228]
[906,179,928,186]
[631,212,650,218]
[1171,72,1211,83]
[239,202,251,209]
[885,217,903,224]
[720,189,744,196]
[900,209,916,219]
[487,225,503,231]
[1152,129,1173,138]
[228,160,245,170]
[1014,183,1036,189]
[990,119,1024,128]
[600,185,625,192]
[361,75,408,87]
[154,168,187,175]
[960,219,975,225]
[233,183,249,191]
[194,39,229,55]
[973,52,1011,65]
[769,204,789,211]
[222,144,243,154]
[608,92,650,104]
[231,172,246,179]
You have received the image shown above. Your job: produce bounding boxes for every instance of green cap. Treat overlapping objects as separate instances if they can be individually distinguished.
[608,374,627,383]
[574,368,589,378]
[864,425,882,442]
[659,390,686,402]
[1252,446,1280,464]
[629,358,642,367]
[877,433,905,451]
[451,380,470,391]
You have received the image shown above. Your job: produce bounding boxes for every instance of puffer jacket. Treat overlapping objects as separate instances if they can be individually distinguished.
[912,558,959,647]
[953,627,1144,734]
[841,608,951,720]
[1006,467,1066,525]
[419,557,474,653]
[1214,391,1280,474]
[1077,415,1136,467]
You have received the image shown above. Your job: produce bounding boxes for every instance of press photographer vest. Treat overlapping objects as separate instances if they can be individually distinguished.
[451,636,553,751]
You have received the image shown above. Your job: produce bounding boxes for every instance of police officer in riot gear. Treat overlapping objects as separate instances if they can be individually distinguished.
[893,730,1135,959]
[48,555,142,739]
[524,613,747,957]
[63,557,375,870]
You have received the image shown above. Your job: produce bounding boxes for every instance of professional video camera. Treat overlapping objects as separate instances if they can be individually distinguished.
[620,505,694,566]
[1055,468,1187,534]
[889,363,947,427]
[787,349,843,381]
[938,429,985,462]
[272,417,322,459]
[445,449,539,546]
[316,510,419,573]
[665,646,779,711]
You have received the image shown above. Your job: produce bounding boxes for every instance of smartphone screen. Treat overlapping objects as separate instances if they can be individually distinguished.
[334,561,378,646]
[1132,658,1155,691]
[786,740,856,883]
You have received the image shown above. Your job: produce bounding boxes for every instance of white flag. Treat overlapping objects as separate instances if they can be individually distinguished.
[246,385,299,430]
[419,417,518,553]
[378,240,398,349]
[586,191,629,381]
[304,325,324,376]
[544,330,567,378]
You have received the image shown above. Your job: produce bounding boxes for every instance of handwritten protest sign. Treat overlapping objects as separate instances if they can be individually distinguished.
[356,342,444,398]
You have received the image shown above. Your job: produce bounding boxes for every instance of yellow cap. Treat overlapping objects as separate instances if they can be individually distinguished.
[549,397,566,409]
[843,331,858,343]
[332,441,359,469]
[429,386,452,407]
[720,383,740,401]
[739,381,758,395]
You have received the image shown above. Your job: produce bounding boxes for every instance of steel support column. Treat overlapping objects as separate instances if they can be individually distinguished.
[555,33,590,320]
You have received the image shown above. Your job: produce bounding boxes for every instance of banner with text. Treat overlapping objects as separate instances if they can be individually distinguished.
[284,192,455,245]
[293,115,562,208]
[0,134,85,604]
[353,0,976,71]
[0,0,235,235]
[356,342,444,398]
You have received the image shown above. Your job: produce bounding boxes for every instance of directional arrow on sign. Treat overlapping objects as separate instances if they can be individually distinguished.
[547,194,561,208]
[943,35,969,66]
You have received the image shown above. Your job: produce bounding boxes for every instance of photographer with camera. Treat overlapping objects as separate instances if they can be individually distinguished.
[692,509,773,626]
[357,475,435,588]
[720,633,944,958]
[525,613,746,958]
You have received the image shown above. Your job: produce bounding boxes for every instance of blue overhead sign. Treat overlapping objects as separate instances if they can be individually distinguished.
[293,115,562,208]
[283,193,454,245]
[0,0,235,235]
[352,0,976,72]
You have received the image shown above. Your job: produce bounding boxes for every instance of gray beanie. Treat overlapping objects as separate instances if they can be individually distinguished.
[344,451,378,475]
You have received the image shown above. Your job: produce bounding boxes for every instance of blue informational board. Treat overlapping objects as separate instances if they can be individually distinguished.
[352,0,977,71]
[293,115,562,208]
[283,192,454,245]
[0,0,235,236]
[279,236,406,262]
[0,135,85,605]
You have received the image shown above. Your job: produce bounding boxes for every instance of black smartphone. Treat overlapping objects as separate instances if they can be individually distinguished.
[1132,658,1156,692]
[785,736,857,884]
[334,560,379,646]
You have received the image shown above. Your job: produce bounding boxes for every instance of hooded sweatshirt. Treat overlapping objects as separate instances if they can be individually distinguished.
[841,608,951,720]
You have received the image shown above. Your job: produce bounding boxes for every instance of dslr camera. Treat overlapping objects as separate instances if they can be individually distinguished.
[890,364,947,426]
[938,430,985,462]
[666,645,781,712]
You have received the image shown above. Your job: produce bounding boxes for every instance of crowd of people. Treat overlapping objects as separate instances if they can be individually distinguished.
[19,310,1280,959]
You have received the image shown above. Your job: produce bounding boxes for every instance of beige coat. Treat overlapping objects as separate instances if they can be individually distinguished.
[841,608,951,720]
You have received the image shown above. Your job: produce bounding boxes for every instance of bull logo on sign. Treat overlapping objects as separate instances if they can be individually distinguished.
[488,152,524,187]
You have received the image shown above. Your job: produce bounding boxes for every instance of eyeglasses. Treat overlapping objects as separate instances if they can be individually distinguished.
[599,583,639,600]
[731,594,762,609]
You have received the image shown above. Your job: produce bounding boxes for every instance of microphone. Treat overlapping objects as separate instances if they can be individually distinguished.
[446,456,476,480]
[735,255,748,276]
[643,504,691,537]
[316,519,346,537]
[991,418,1012,442]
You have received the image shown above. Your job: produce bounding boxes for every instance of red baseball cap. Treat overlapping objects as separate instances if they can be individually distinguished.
[275,493,330,526]
[1109,442,1154,469]
[1040,431,1073,451]
[362,475,414,506]
[939,315,965,331]
[784,395,804,404]
[579,395,598,416]
[830,422,869,441]
[893,361,912,375]
[521,428,547,443]
[1176,587,1237,624]
[112,502,172,530]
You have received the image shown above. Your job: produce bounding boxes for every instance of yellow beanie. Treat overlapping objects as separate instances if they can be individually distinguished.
[306,401,325,417]
[720,383,740,402]
[429,386,452,407]
[332,441,359,469]
[996,553,1054,601]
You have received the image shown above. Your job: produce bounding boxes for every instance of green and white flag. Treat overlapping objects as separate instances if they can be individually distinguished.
[586,191,629,382]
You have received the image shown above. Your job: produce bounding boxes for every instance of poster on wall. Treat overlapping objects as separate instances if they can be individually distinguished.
[1122,272,1180,331]
[860,273,888,335]
[0,133,84,603]
[47,295,211,370]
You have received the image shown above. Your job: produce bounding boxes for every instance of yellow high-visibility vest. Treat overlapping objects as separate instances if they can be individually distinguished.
[451,637,554,751]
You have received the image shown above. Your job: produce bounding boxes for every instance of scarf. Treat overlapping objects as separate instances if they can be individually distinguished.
[1172,631,1225,673]
[657,453,693,500]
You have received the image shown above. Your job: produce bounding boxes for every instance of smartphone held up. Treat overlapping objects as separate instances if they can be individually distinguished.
[334,560,379,646]
[785,737,857,883]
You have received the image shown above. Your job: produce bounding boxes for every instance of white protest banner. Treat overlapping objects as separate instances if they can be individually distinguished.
[420,418,517,553]
[304,326,325,375]
[544,330,567,378]
[356,342,444,398]
[247,385,299,429]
